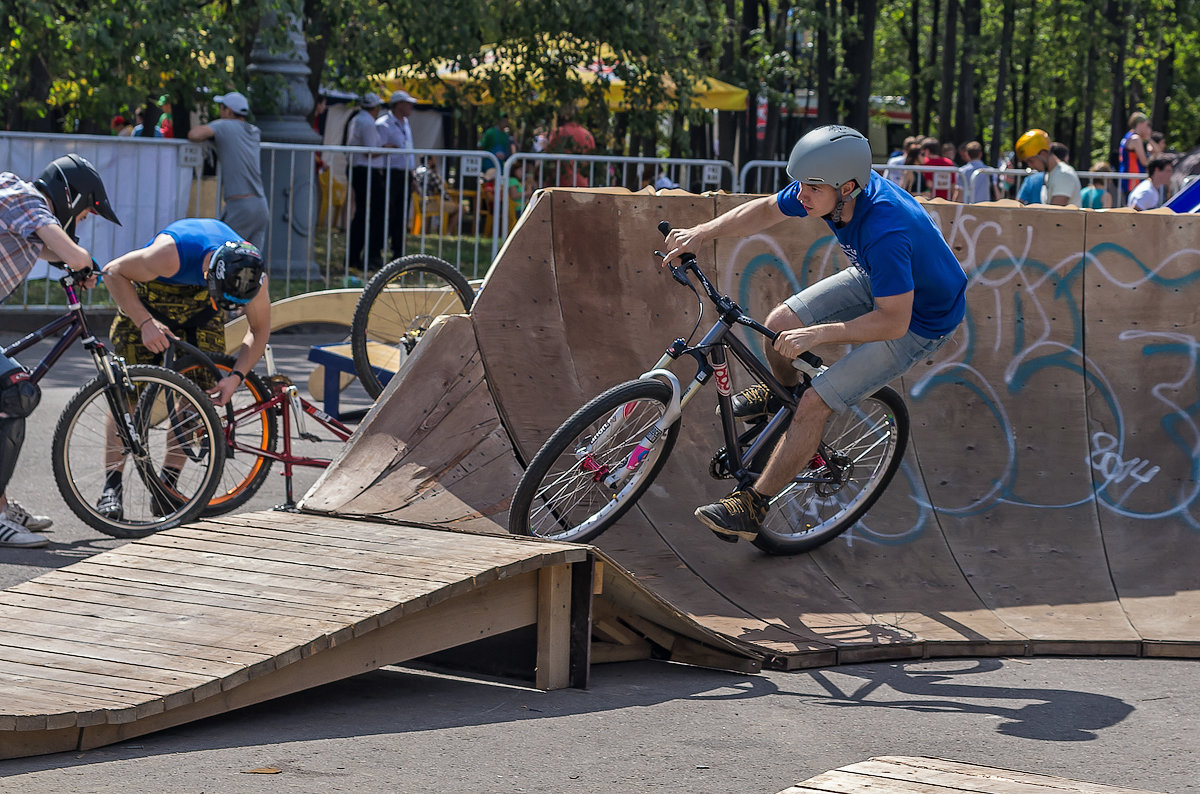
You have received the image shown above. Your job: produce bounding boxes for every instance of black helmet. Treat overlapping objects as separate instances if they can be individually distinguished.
[207,240,265,310]
[33,154,121,237]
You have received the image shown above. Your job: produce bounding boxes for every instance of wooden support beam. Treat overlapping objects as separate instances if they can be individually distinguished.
[535,564,572,690]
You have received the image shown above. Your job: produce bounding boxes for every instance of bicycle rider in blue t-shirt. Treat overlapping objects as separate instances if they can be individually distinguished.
[663,125,968,543]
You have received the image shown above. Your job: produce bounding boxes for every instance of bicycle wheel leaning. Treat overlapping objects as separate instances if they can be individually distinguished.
[753,385,909,555]
[509,379,680,544]
[350,254,475,399]
[51,364,226,538]
[173,351,278,516]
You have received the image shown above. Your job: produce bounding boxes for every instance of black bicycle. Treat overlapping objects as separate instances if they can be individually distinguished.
[508,222,909,555]
[4,264,224,539]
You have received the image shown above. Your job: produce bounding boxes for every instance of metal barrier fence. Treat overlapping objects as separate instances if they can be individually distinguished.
[0,129,1169,311]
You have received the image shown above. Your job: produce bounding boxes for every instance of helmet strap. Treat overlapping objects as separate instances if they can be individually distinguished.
[829,183,862,227]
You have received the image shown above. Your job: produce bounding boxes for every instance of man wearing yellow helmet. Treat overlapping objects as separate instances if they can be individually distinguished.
[1015,129,1081,207]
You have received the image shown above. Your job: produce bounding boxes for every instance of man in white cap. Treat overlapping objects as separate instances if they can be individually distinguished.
[376,89,417,262]
[346,92,385,269]
[187,91,270,252]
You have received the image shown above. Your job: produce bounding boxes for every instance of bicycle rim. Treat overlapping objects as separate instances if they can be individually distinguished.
[52,366,225,538]
[351,254,475,398]
[175,354,278,515]
[512,380,677,544]
[754,387,908,554]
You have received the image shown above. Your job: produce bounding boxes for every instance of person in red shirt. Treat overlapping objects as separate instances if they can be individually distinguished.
[547,108,596,187]
[920,137,957,200]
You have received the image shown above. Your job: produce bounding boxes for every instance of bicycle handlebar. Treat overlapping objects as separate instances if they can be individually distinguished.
[657,220,823,369]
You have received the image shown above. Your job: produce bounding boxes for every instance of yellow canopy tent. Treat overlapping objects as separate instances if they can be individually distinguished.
[376,44,747,112]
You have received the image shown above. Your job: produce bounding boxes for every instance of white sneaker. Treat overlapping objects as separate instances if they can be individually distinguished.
[0,515,49,548]
[2,500,53,532]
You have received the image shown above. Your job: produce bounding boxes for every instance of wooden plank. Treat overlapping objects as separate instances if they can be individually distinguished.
[780,757,1162,794]
[535,564,572,690]
[73,571,542,753]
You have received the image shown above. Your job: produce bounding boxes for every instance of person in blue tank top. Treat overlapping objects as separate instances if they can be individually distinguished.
[663,124,967,543]
[98,217,271,520]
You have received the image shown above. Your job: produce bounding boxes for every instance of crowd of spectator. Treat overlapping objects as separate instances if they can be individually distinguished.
[880,112,1182,211]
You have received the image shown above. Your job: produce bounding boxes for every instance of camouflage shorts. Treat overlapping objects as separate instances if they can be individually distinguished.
[110,281,226,365]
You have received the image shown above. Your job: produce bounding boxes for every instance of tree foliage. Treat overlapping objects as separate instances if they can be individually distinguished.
[5,0,1199,166]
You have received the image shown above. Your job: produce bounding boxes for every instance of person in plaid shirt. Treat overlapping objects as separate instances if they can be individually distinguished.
[0,154,119,547]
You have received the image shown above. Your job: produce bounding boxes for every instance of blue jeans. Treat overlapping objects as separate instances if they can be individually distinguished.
[783,267,955,413]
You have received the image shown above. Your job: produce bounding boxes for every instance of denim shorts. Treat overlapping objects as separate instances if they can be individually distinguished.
[783,267,954,413]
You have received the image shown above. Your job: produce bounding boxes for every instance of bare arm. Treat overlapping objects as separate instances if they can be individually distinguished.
[102,234,181,353]
[35,223,93,270]
[773,291,914,359]
[662,194,788,264]
[187,124,215,142]
[209,280,271,406]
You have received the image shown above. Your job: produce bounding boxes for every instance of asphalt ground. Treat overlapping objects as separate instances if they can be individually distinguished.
[0,331,1197,793]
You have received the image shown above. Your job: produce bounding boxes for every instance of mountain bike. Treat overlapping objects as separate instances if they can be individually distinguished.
[508,222,909,555]
[349,254,475,399]
[3,264,224,539]
[167,340,355,513]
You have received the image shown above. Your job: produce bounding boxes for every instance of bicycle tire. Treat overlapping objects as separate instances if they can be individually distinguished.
[350,254,475,399]
[51,364,226,539]
[174,352,279,516]
[752,385,909,555]
[509,379,679,544]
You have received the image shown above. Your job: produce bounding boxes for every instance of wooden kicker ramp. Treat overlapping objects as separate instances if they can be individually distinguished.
[0,509,760,758]
[304,188,1200,668]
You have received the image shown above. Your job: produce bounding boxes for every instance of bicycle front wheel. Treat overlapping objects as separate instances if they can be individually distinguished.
[509,379,679,544]
[173,352,278,516]
[753,385,909,555]
[51,364,226,539]
[351,254,475,399]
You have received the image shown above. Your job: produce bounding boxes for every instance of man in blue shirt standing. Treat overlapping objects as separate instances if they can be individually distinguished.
[663,125,967,542]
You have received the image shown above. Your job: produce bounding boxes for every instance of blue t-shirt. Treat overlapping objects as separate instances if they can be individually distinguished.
[776,171,967,338]
[149,218,242,286]
[1017,172,1044,205]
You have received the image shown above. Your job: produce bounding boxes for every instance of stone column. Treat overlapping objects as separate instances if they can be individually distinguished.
[248,3,322,277]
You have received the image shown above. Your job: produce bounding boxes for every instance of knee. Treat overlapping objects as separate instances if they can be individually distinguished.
[0,368,40,419]
[765,303,803,333]
[799,386,832,419]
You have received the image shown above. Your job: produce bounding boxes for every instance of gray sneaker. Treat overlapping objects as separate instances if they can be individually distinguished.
[1,500,53,532]
[0,515,49,548]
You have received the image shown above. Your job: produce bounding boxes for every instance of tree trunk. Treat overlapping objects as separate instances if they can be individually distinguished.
[989,0,1015,165]
[1106,0,1127,164]
[955,0,980,145]
[907,0,921,137]
[938,0,958,140]
[923,0,941,135]
[1080,2,1098,167]
[816,0,835,125]
[844,0,879,133]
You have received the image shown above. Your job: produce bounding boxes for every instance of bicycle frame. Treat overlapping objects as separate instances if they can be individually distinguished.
[3,270,111,386]
[170,340,355,510]
[602,249,839,494]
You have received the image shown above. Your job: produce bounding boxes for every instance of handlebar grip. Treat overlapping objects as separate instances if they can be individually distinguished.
[658,220,671,237]
[799,351,823,368]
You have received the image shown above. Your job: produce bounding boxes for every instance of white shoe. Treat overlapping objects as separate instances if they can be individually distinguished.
[0,515,49,548]
[2,500,53,532]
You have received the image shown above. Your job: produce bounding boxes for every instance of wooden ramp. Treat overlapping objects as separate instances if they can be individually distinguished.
[779,756,1162,793]
[305,190,1200,669]
[0,510,763,759]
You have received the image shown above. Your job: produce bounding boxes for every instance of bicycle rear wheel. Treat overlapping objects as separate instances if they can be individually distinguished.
[51,364,226,538]
[753,385,908,555]
[509,379,679,544]
[350,254,475,399]
[174,352,278,516]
